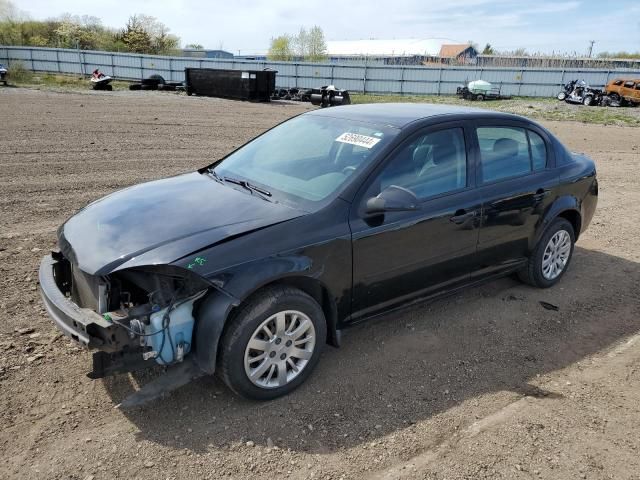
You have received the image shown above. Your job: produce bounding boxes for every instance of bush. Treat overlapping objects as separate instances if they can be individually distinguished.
[7,61,33,83]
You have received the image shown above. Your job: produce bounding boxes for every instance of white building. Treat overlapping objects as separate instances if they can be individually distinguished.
[325,38,461,58]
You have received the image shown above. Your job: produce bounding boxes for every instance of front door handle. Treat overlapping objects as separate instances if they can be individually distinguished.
[450,209,477,224]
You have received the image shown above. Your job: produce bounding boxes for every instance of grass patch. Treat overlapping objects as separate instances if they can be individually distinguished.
[350,93,556,106]
[351,93,640,127]
[10,71,130,91]
[538,107,640,126]
[6,61,33,83]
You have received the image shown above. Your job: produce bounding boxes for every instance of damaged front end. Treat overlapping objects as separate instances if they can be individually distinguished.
[39,250,212,380]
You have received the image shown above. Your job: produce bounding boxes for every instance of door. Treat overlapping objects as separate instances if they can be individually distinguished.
[349,124,481,320]
[472,123,559,276]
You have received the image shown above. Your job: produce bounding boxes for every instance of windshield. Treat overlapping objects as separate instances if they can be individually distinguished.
[211,115,398,208]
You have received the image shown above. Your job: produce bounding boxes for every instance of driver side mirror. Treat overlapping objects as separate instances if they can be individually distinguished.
[365,185,419,215]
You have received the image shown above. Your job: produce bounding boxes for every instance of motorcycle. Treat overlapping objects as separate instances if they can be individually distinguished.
[90,69,113,91]
[558,79,603,106]
[556,80,577,101]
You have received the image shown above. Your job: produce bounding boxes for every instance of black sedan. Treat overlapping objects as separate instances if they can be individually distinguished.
[39,104,598,401]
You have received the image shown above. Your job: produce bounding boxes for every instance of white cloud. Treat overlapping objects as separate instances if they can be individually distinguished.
[14,0,637,54]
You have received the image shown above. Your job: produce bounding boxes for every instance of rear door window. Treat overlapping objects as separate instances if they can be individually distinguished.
[477,127,530,182]
[476,126,547,182]
[624,81,635,88]
[527,130,547,170]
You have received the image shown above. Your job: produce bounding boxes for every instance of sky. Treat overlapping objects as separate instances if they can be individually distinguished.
[13,0,640,55]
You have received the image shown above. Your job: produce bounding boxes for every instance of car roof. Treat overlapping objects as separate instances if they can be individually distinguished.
[306,103,526,128]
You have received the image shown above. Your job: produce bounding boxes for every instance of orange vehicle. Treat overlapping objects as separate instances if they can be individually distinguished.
[604,78,640,105]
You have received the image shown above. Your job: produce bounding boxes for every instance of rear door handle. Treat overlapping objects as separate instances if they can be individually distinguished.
[450,209,477,224]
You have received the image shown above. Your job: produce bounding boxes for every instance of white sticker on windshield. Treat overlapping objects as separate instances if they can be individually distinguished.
[335,132,381,149]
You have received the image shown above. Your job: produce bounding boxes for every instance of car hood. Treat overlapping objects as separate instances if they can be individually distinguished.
[59,172,306,275]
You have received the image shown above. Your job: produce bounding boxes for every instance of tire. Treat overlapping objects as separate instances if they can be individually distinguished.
[476,94,485,101]
[608,93,621,102]
[141,74,166,86]
[218,286,326,400]
[557,92,567,100]
[583,95,593,106]
[518,218,575,288]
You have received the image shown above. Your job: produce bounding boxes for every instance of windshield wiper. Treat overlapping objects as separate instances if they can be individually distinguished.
[221,176,273,200]
[206,169,273,201]
[206,168,224,183]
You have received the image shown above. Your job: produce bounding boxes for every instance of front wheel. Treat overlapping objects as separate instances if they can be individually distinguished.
[518,218,575,288]
[557,92,567,100]
[583,95,594,106]
[218,286,326,400]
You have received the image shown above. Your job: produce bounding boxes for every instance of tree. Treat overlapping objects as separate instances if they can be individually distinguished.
[306,26,327,61]
[54,15,102,50]
[292,27,308,58]
[185,43,204,49]
[268,35,293,61]
[121,14,179,54]
[0,8,181,55]
[482,43,495,55]
[121,15,152,53]
[0,0,22,20]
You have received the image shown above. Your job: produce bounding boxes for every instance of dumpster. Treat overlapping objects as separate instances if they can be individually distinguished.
[184,68,276,101]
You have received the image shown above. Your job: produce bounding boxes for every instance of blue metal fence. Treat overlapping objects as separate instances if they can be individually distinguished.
[2,46,640,98]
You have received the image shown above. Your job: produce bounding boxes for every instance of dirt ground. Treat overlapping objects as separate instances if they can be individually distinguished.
[1,88,639,480]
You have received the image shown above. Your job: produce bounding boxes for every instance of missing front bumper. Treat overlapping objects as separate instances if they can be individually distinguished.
[38,254,113,348]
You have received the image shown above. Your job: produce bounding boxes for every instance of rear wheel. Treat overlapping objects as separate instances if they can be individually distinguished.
[583,95,594,106]
[476,94,485,101]
[218,286,326,400]
[518,218,575,288]
[557,92,567,100]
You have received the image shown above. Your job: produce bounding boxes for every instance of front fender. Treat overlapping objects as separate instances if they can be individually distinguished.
[192,288,240,374]
[530,195,581,251]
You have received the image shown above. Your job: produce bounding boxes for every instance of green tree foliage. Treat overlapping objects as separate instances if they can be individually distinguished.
[185,43,204,50]
[292,27,308,58]
[270,25,327,62]
[0,2,180,54]
[121,14,179,55]
[482,43,495,55]
[306,26,327,61]
[268,35,293,61]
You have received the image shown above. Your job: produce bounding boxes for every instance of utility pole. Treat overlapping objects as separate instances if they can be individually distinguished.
[76,39,84,78]
[587,40,595,58]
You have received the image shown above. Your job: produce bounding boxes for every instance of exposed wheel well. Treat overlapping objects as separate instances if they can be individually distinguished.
[557,209,582,240]
[227,277,340,348]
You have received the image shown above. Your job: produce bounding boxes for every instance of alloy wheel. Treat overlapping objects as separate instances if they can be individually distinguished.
[243,310,316,389]
[541,229,572,280]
